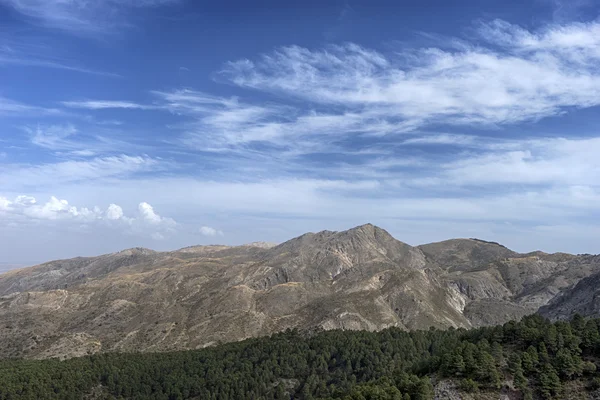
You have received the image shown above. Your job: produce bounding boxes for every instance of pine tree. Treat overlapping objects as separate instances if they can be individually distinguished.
[539,342,550,364]
[412,377,433,400]
[462,343,478,376]
[507,352,522,375]
[513,363,528,391]
[449,352,465,377]
[582,320,600,351]
[491,342,504,367]
[556,348,582,379]
[459,378,479,393]
[539,363,561,399]
[571,314,586,333]
[545,325,558,353]
[275,382,287,399]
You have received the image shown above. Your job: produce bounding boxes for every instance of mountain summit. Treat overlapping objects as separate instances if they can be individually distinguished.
[249,224,425,290]
[0,224,599,359]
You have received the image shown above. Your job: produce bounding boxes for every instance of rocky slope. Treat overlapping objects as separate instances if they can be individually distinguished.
[0,223,598,359]
[539,263,600,320]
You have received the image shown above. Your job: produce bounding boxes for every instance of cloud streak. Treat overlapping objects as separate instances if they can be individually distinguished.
[0,155,164,189]
[62,100,156,110]
[0,35,120,76]
[0,0,180,34]
[0,96,61,117]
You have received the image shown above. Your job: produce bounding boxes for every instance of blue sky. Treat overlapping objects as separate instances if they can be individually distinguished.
[1,0,600,266]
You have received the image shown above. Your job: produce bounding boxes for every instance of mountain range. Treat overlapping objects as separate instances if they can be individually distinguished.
[0,223,597,360]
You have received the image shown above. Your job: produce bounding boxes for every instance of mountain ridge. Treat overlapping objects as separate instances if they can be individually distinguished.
[1,223,598,360]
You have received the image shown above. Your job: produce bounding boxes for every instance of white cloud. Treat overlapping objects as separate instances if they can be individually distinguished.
[139,202,175,227]
[0,194,176,239]
[199,226,223,236]
[106,204,124,220]
[14,195,36,206]
[24,196,78,220]
[0,197,11,211]
[1,195,100,221]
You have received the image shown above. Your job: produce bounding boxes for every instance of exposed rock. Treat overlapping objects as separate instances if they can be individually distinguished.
[539,268,600,320]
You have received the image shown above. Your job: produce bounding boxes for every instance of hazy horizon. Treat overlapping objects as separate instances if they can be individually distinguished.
[1,221,596,270]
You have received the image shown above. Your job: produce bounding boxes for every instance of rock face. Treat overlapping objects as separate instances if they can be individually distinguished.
[0,224,599,359]
[539,264,600,320]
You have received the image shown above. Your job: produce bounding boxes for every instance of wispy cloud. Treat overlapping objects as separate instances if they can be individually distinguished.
[0,155,164,189]
[547,0,595,22]
[400,134,479,146]
[0,34,120,76]
[26,123,78,150]
[0,51,120,76]
[221,20,600,128]
[0,0,180,34]
[62,100,156,110]
[68,20,600,161]
[21,123,147,158]
[0,96,61,117]
[152,89,419,155]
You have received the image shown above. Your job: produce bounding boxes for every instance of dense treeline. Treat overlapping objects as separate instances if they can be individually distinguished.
[1,315,600,399]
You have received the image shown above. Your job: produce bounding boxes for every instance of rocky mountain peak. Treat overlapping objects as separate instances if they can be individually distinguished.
[338,223,394,241]
[246,224,425,291]
[267,224,407,259]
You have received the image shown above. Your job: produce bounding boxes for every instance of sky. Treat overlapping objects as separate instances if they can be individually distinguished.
[1,0,600,266]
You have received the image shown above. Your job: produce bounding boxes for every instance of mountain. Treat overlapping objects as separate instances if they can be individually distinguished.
[0,223,599,360]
